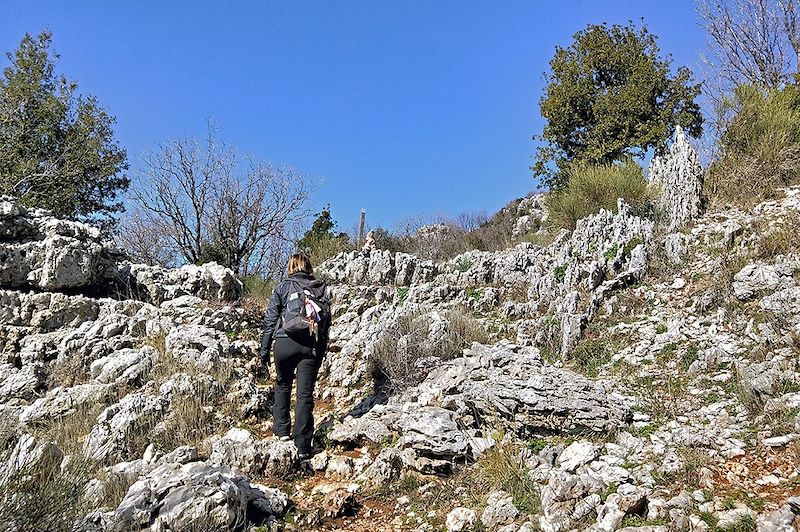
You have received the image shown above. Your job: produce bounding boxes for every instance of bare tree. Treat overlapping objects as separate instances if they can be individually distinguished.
[115,208,178,267]
[131,124,227,265]
[698,0,800,97]
[127,123,311,275]
[208,162,309,275]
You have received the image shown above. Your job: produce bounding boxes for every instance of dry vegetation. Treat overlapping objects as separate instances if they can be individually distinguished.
[369,307,488,395]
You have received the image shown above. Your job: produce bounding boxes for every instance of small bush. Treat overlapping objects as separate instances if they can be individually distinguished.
[369,307,487,395]
[240,274,275,307]
[546,159,651,230]
[569,338,613,378]
[708,84,800,207]
[303,232,353,267]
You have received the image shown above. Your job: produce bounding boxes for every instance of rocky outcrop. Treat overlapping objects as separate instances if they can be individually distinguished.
[0,196,124,292]
[98,461,288,531]
[648,126,704,230]
[329,343,631,473]
[0,196,241,301]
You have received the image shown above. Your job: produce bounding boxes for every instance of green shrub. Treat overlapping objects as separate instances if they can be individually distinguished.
[240,275,275,306]
[303,233,352,268]
[708,84,800,206]
[546,159,651,230]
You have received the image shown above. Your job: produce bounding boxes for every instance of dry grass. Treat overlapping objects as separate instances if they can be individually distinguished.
[145,331,240,455]
[96,469,136,511]
[369,307,488,395]
[697,249,749,310]
[30,402,105,456]
[753,211,800,260]
[467,442,541,514]
[0,452,95,532]
[47,352,92,388]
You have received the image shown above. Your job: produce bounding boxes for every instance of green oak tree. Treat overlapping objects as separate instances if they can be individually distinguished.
[297,207,350,266]
[533,21,703,189]
[0,31,128,222]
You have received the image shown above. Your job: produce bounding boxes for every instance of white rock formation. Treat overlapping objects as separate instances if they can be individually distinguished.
[648,126,704,229]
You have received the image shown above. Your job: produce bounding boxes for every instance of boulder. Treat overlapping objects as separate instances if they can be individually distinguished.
[447,507,478,532]
[209,428,299,477]
[481,490,519,528]
[733,263,794,300]
[104,461,287,531]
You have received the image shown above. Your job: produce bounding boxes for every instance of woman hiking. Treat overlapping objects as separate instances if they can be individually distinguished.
[260,253,330,459]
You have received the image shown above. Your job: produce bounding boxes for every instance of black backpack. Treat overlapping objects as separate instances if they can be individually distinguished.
[281,280,330,340]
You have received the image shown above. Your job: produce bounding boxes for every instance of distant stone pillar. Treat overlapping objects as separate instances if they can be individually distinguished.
[358,209,366,247]
[648,126,704,230]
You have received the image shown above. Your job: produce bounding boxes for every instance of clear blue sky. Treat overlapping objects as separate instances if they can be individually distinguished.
[1,1,707,231]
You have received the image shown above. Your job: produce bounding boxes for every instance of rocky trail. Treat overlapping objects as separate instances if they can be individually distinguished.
[1,130,800,531]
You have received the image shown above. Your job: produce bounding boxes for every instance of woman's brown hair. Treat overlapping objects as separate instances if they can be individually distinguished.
[287,253,314,276]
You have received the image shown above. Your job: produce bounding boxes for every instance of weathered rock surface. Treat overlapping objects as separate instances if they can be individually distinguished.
[648,126,704,229]
[209,427,299,476]
[329,343,631,473]
[101,461,288,531]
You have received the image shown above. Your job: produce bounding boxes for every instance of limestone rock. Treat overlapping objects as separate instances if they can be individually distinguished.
[104,461,287,531]
[733,263,794,300]
[447,507,478,532]
[125,261,242,304]
[84,392,168,461]
[481,490,519,528]
[209,428,299,477]
[648,126,704,229]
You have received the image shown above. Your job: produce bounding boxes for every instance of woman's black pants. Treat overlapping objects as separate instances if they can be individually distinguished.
[272,336,320,454]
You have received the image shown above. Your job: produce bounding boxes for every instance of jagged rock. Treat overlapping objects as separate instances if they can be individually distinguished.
[164,324,230,369]
[715,505,757,529]
[157,445,199,465]
[557,441,600,472]
[0,433,63,481]
[328,406,396,445]
[125,262,242,304]
[84,392,168,461]
[409,343,631,435]
[104,461,287,531]
[321,487,358,518]
[664,233,689,264]
[357,447,404,487]
[648,126,704,229]
[595,484,647,532]
[0,198,123,291]
[760,286,800,332]
[362,230,376,252]
[447,507,478,532]
[19,383,115,425]
[481,490,519,528]
[90,347,154,384]
[396,406,470,459]
[209,428,299,477]
[0,363,46,403]
[733,263,794,300]
[330,344,629,476]
[513,194,547,237]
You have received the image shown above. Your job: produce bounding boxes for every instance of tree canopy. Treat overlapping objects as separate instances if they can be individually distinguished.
[532,21,703,189]
[296,207,350,266]
[0,31,128,222]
